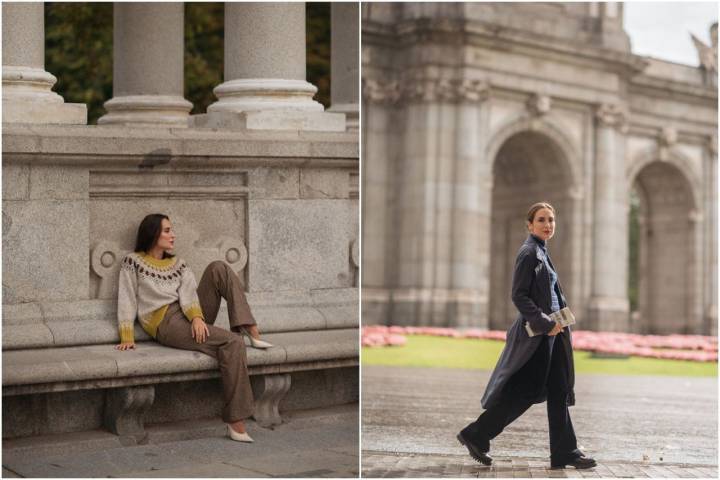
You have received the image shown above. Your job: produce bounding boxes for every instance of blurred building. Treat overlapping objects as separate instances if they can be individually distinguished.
[362,2,717,335]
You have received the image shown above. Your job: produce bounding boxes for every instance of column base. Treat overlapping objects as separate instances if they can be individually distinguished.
[3,67,87,125]
[208,78,325,114]
[97,95,192,127]
[586,296,630,332]
[192,110,345,132]
[328,102,358,131]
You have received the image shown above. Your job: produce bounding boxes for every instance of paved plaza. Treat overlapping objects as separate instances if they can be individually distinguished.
[2,404,358,478]
[362,366,718,478]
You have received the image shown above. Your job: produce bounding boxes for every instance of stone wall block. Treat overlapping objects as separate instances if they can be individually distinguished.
[3,200,89,303]
[248,167,299,199]
[300,169,350,199]
[248,200,356,291]
[2,164,29,200]
[29,165,88,200]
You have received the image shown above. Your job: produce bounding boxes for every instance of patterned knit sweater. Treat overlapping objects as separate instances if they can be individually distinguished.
[117,252,205,344]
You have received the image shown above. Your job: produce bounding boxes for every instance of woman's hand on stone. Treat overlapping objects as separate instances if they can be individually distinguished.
[547,321,563,336]
[116,342,135,351]
[191,317,209,343]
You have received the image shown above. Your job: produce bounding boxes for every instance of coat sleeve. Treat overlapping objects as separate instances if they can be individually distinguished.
[178,261,205,322]
[511,247,556,335]
[117,255,138,344]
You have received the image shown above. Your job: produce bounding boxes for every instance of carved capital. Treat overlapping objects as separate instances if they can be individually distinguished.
[362,78,401,105]
[595,103,628,133]
[527,93,551,117]
[403,77,489,104]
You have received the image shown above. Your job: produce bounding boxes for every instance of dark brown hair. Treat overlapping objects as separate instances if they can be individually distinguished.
[526,202,555,224]
[134,214,175,258]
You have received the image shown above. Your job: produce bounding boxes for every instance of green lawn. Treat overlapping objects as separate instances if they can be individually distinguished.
[362,336,718,377]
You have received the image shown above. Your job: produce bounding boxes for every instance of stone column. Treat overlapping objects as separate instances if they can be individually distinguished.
[329,2,359,131]
[449,80,491,328]
[98,2,191,126]
[2,2,86,124]
[203,2,343,131]
[588,103,630,331]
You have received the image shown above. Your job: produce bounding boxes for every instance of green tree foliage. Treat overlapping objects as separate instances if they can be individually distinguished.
[45,3,113,125]
[45,3,331,124]
[184,3,224,116]
[307,3,331,108]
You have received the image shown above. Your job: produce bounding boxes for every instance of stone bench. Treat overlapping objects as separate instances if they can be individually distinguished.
[2,289,358,441]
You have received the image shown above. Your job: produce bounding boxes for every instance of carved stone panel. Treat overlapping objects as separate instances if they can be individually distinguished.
[88,169,248,299]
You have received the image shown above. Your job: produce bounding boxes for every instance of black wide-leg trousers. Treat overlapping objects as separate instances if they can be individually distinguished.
[461,333,580,463]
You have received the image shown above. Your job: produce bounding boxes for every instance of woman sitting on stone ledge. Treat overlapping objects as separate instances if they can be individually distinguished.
[115,213,272,443]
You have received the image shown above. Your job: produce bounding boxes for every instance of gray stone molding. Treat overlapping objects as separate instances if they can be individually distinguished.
[252,373,292,428]
[103,385,155,442]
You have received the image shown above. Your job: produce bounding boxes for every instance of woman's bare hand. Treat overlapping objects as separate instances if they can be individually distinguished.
[116,342,136,350]
[547,321,563,336]
[191,317,209,343]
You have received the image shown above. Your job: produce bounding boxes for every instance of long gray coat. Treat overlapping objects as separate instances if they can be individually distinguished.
[480,235,576,409]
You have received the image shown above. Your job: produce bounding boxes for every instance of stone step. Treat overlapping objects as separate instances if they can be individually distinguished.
[3,328,358,395]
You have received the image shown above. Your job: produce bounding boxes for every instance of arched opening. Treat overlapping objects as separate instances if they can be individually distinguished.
[489,131,575,330]
[630,161,695,334]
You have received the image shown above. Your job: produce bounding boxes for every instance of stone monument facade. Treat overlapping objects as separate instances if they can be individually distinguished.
[2,2,359,440]
[362,2,717,335]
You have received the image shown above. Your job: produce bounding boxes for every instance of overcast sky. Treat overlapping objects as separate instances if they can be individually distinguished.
[624,1,718,66]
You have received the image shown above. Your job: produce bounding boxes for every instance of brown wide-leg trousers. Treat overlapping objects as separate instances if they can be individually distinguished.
[156,261,256,423]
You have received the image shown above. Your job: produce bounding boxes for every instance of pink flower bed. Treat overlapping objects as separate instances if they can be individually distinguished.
[361,326,718,362]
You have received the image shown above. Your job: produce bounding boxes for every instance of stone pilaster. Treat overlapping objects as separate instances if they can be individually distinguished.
[588,103,630,331]
[202,2,343,132]
[2,2,86,124]
[449,80,490,328]
[390,76,491,327]
[98,3,191,126]
[329,3,359,131]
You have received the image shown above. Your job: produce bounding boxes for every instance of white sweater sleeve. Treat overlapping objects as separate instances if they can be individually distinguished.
[178,261,204,322]
[117,255,138,343]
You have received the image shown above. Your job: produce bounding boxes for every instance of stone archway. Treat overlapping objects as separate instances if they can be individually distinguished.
[488,130,576,330]
[631,161,697,334]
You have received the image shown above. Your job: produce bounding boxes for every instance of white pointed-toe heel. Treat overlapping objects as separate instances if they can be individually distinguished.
[227,425,254,443]
[240,329,273,349]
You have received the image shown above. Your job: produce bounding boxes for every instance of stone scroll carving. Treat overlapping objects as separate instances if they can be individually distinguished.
[90,237,249,299]
[252,373,292,428]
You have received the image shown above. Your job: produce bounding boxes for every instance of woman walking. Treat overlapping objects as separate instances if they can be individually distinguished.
[457,202,596,470]
[115,213,272,443]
